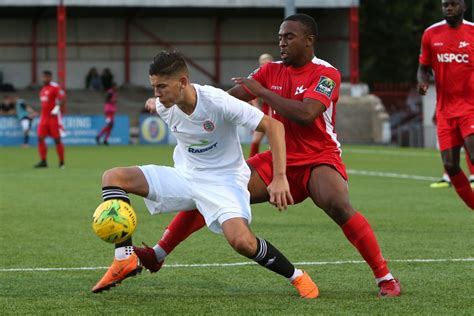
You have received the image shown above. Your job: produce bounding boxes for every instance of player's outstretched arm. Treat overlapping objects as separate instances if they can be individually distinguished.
[255,115,294,211]
[232,77,325,126]
[227,84,256,102]
[417,64,431,96]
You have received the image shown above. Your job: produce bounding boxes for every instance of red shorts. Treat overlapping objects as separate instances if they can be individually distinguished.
[248,150,348,204]
[437,113,474,151]
[105,112,115,124]
[37,117,60,138]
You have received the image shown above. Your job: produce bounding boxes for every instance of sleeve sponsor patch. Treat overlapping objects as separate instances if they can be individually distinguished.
[314,76,336,98]
[248,67,260,79]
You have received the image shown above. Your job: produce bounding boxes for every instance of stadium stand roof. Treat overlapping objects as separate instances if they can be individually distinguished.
[0,0,359,8]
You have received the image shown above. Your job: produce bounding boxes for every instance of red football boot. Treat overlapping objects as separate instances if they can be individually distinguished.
[377,279,401,298]
[133,243,164,273]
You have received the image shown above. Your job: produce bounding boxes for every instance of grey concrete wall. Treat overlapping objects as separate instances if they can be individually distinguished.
[336,94,390,144]
[421,84,437,148]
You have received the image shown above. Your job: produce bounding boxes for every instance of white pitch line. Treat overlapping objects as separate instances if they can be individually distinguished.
[344,148,439,158]
[1,258,473,272]
[347,169,439,182]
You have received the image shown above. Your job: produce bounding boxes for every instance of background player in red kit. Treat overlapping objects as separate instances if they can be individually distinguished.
[418,0,474,208]
[96,82,117,145]
[130,14,401,297]
[34,70,66,168]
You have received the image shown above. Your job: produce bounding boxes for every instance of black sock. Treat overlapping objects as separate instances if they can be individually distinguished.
[251,237,295,278]
[102,186,132,248]
[102,186,130,204]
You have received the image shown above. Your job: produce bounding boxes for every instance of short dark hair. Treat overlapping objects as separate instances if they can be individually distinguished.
[43,70,53,76]
[149,50,188,77]
[284,13,318,37]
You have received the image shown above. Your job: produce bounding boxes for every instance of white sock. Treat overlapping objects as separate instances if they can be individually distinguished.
[115,246,133,260]
[288,268,304,282]
[376,273,394,285]
[442,173,450,182]
[153,244,168,262]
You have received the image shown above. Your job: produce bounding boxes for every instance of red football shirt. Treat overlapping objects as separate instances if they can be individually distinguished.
[251,57,341,165]
[419,20,474,119]
[39,81,65,122]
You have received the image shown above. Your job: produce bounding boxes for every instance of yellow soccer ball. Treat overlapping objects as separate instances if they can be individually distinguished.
[92,199,137,244]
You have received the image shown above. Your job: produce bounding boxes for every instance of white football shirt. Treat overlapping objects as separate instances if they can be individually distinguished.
[156,84,264,177]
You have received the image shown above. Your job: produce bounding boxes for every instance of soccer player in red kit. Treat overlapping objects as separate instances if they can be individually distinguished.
[34,70,66,168]
[418,0,474,207]
[96,82,117,145]
[105,14,400,298]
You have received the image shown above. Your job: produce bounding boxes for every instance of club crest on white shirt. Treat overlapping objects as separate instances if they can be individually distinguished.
[203,120,215,132]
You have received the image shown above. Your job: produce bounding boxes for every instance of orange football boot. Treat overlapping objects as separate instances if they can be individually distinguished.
[291,271,319,299]
[92,253,142,293]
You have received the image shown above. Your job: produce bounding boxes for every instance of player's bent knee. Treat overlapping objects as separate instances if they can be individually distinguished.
[323,199,355,225]
[227,235,256,257]
[443,162,461,176]
[102,167,129,188]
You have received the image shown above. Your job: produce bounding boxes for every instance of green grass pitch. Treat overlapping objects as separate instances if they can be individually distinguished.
[1,144,473,314]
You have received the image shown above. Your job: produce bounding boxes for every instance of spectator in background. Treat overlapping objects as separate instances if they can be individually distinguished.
[14,96,37,147]
[101,68,114,91]
[0,95,15,115]
[86,67,102,91]
[96,82,117,145]
[249,53,274,158]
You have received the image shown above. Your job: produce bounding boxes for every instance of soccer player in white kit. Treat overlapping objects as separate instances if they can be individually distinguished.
[92,50,319,298]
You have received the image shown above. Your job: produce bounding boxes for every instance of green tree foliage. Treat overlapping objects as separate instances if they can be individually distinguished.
[359,0,473,86]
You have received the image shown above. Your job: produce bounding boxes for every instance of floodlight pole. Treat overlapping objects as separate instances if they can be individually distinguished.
[124,17,131,85]
[285,0,295,17]
[31,17,38,86]
[57,0,66,89]
[214,17,222,85]
[349,6,360,83]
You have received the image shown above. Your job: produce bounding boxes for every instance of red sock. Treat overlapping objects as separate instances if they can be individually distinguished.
[249,142,259,158]
[104,126,112,141]
[38,139,47,160]
[56,142,65,162]
[449,171,474,209]
[465,151,474,175]
[341,212,390,279]
[97,127,107,138]
[158,210,206,254]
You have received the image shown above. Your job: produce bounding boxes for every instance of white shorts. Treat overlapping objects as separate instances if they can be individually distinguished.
[20,118,31,132]
[139,165,252,234]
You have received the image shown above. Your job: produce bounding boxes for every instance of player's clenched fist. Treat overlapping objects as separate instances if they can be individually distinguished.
[145,97,157,113]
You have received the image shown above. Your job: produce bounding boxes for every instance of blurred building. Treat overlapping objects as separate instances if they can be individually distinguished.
[1,0,392,147]
[0,0,359,89]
